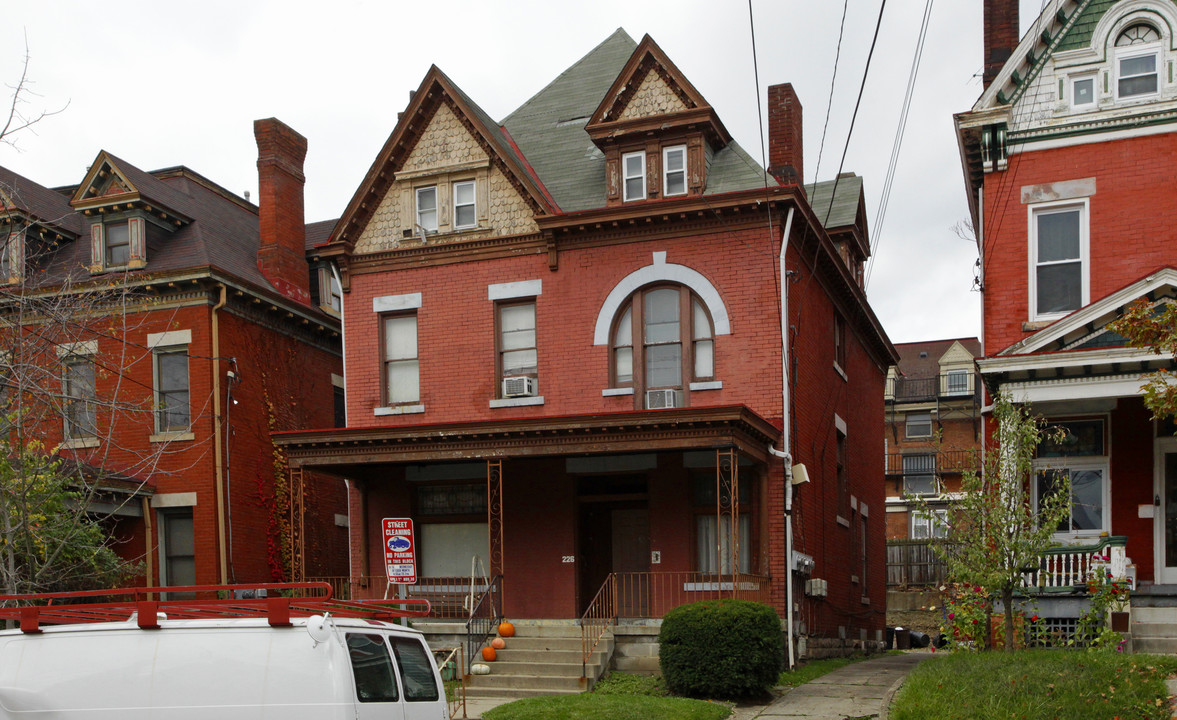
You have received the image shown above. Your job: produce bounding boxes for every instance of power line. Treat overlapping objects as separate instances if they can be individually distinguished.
[813,0,851,186]
[864,0,935,289]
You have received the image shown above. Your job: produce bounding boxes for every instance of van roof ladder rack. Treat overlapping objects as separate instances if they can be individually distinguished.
[0,583,432,634]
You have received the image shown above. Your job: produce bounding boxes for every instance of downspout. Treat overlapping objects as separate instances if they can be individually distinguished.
[768,206,797,671]
[211,284,229,584]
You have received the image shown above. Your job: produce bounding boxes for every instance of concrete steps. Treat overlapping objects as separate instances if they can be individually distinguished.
[1130,605,1177,654]
[463,621,613,699]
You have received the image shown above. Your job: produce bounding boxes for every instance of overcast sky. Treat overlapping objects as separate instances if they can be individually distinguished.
[0,1,1048,346]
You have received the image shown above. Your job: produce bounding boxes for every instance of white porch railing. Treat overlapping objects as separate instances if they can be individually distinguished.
[1021,536,1129,592]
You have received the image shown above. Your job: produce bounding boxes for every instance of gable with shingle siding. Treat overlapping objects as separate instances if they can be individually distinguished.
[616,69,690,120]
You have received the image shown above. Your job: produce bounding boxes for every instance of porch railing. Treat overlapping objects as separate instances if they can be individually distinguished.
[308,575,492,619]
[465,575,503,673]
[1021,536,1129,592]
[578,571,772,679]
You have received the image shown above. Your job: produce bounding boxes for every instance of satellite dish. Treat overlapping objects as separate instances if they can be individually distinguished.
[306,614,333,645]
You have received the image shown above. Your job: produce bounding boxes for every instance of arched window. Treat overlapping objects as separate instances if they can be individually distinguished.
[1114,23,1161,99]
[611,284,714,409]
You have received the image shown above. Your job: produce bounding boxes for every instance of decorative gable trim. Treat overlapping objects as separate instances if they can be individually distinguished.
[332,66,553,252]
[585,34,731,149]
[71,156,141,210]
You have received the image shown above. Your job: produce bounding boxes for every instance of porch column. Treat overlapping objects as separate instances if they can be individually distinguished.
[717,448,739,584]
[289,465,305,582]
[487,459,504,582]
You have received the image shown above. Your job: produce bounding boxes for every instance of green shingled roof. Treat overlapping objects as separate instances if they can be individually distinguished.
[806,174,862,230]
[1056,0,1118,51]
[501,28,771,213]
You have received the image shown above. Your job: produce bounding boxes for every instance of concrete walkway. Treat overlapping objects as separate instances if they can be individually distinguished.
[732,652,933,720]
[460,651,933,719]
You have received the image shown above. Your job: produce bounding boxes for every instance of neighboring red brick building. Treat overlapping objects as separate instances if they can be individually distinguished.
[956,0,1177,590]
[276,30,895,660]
[884,338,981,542]
[0,118,347,589]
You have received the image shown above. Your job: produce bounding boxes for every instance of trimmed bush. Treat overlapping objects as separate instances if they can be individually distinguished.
[658,599,783,698]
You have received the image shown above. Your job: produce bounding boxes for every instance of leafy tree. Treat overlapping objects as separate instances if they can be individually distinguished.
[911,393,1069,651]
[1107,299,1177,420]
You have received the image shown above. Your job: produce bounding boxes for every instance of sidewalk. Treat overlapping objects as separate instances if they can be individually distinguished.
[732,652,934,720]
[459,651,933,719]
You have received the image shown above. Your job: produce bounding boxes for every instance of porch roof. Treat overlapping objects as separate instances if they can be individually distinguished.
[273,405,781,474]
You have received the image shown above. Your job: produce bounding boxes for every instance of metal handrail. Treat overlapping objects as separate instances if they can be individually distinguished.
[463,574,502,672]
[433,646,466,719]
[579,573,617,680]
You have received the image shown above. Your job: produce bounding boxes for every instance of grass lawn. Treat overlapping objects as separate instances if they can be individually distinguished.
[891,650,1177,720]
[481,694,731,720]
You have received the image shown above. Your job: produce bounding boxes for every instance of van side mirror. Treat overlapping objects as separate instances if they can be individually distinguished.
[306,614,333,645]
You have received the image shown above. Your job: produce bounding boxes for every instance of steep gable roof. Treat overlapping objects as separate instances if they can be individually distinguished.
[332,66,553,247]
[70,151,195,225]
[0,165,85,238]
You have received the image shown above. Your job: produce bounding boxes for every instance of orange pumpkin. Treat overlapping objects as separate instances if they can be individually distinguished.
[491,637,506,649]
[498,621,516,638]
[481,646,497,662]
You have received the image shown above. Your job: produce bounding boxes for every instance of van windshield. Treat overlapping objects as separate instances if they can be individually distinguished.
[346,633,400,703]
[390,637,440,702]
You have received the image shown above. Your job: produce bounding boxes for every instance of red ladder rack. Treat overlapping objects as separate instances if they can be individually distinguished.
[0,583,432,634]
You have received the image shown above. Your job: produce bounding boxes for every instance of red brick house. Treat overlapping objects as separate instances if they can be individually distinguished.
[0,118,347,590]
[276,30,895,672]
[957,0,1177,642]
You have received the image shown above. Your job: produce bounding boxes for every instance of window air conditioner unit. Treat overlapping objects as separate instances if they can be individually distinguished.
[805,578,828,598]
[645,389,679,409]
[502,376,536,398]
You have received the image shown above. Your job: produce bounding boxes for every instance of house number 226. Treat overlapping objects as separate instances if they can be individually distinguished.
[562,555,575,563]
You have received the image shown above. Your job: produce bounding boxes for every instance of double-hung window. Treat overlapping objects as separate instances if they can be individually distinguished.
[498,301,537,389]
[905,412,932,439]
[154,347,190,433]
[902,453,937,495]
[1030,202,1087,320]
[944,369,971,396]
[415,187,438,235]
[63,354,96,440]
[382,314,419,405]
[104,222,130,267]
[911,509,948,539]
[622,151,645,202]
[663,145,686,196]
[453,181,476,230]
[1115,24,1161,100]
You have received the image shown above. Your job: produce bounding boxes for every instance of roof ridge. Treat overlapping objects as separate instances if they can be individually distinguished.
[502,28,636,123]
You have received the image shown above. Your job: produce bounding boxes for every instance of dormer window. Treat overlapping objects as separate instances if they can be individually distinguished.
[1115,24,1161,100]
[415,186,438,234]
[663,145,686,196]
[623,152,645,202]
[105,222,131,267]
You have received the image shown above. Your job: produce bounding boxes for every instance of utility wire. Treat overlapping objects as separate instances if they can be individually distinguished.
[864,0,935,289]
[813,0,851,186]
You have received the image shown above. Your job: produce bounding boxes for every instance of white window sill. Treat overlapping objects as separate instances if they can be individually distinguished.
[861,596,871,606]
[374,404,425,416]
[150,431,195,443]
[851,575,860,584]
[602,387,634,397]
[489,396,544,409]
[837,515,850,528]
[834,363,848,381]
[61,437,99,449]
[690,380,723,391]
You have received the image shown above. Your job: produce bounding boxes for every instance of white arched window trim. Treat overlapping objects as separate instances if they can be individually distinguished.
[593,252,730,346]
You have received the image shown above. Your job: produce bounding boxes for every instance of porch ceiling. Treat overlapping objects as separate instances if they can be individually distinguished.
[273,405,780,472]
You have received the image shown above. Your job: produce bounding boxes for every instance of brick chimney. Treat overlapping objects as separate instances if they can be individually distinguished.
[254,118,310,306]
[984,0,1019,90]
[767,83,804,190]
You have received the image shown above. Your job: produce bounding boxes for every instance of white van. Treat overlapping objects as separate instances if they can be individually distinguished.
[0,587,450,719]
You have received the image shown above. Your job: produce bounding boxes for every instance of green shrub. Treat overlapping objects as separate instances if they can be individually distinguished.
[658,599,783,698]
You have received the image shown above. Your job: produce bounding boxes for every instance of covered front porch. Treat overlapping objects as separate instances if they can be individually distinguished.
[274,406,784,623]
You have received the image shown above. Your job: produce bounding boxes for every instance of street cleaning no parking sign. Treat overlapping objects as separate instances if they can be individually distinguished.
[381,518,417,584]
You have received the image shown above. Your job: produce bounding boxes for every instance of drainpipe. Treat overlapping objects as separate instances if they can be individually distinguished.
[142,495,154,599]
[329,262,350,584]
[768,206,797,671]
[211,284,229,584]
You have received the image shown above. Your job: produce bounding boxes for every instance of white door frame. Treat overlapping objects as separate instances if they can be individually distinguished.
[1154,436,1177,584]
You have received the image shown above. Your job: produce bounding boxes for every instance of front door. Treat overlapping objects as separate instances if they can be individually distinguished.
[612,508,650,617]
[1155,437,1177,584]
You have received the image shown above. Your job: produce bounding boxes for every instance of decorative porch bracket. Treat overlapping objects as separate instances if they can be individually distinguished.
[487,459,504,585]
[717,448,739,586]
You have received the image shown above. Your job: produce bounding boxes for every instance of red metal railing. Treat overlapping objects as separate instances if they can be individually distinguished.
[310,576,493,619]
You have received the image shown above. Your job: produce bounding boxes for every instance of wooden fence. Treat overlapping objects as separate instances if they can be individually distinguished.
[886,540,951,587]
